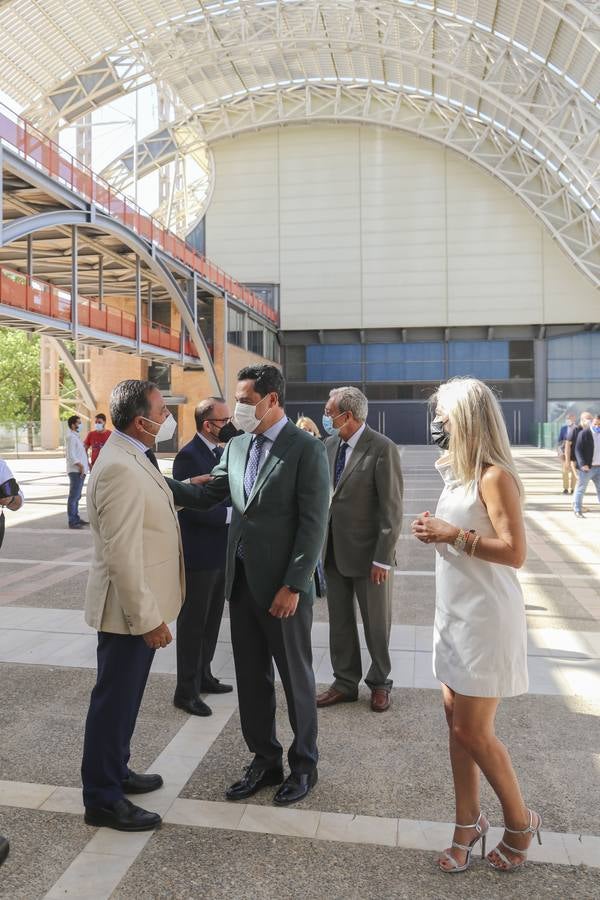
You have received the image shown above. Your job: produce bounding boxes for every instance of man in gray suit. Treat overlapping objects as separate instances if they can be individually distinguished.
[167,365,330,806]
[317,387,403,713]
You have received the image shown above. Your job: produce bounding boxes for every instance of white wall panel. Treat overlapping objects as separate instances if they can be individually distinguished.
[205,125,599,330]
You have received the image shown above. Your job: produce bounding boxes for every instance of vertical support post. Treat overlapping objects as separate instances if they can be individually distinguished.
[71,225,78,338]
[0,144,3,248]
[534,337,548,426]
[26,234,33,276]
[148,283,153,322]
[135,256,142,354]
[242,310,248,351]
[223,293,229,402]
[98,254,104,309]
[40,336,60,449]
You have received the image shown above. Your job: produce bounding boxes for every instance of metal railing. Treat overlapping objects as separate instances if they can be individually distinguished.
[0,265,213,359]
[0,101,278,326]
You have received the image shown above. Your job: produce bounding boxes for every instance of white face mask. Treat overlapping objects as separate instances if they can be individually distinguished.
[234,397,270,434]
[95,422,104,431]
[141,413,177,444]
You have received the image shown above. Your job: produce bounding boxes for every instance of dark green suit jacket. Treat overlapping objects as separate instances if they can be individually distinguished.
[166,420,330,609]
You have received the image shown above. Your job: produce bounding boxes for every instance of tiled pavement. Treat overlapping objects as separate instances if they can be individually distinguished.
[0,448,599,899]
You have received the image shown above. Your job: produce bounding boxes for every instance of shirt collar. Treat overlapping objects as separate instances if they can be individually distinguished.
[197,432,220,453]
[345,422,366,449]
[259,415,288,443]
[115,429,150,455]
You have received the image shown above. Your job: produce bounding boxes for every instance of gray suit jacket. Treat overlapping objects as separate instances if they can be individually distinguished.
[325,425,403,577]
[167,420,330,609]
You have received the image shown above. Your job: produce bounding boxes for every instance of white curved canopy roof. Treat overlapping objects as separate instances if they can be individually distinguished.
[1,0,599,286]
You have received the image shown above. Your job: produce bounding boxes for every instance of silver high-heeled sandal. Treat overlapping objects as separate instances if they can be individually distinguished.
[439,812,489,873]
[487,809,543,872]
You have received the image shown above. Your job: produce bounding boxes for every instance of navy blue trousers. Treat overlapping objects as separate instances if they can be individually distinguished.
[81,632,155,808]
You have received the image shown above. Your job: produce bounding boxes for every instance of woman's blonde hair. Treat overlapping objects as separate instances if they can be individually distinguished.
[432,377,523,499]
[296,415,321,438]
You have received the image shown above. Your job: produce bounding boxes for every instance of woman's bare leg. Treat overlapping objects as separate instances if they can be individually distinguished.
[451,693,536,868]
[438,685,483,871]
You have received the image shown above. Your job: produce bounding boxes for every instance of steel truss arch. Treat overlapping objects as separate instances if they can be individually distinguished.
[0,0,599,285]
[0,210,221,393]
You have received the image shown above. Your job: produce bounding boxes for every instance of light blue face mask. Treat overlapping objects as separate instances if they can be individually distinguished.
[322,412,345,436]
[592,425,600,434]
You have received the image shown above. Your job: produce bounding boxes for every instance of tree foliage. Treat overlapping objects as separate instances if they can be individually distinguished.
[0,327,41,423]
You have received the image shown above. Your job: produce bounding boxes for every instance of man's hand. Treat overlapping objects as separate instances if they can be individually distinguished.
[76,463,84,475]
[370,564,389,585]
[582,465,591,472]
[0,496,14,507]
[142,622,172,649]
[190,473,213,485]
[269,586,299,618]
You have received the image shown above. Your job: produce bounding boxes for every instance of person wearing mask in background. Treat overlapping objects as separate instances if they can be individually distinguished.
[557,413,576,495]
[573,413,600,518]
[81,380,184,832]
[172,397,236,717]
[84,413,112,469]
[296,416,322,439]
[0,456,24,868]
[567,411,593,516]
[317,386,404,714]
[167,365,330,807]
[65,414,89,530]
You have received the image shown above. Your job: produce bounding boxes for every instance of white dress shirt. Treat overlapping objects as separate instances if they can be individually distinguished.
[114,430,150,456]
[592,429,600,465]
[338,423,390,571]
[66,430,90,474]
[0,458,24,504]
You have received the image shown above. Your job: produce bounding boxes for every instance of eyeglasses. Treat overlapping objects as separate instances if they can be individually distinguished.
[206,417,231,424]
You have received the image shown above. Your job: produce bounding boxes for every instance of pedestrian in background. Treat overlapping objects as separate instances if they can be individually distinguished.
[573,413,600,518]
[65,414,89,530]
[557,413,576,494]
[296,416,321,439]
[84,413,112,468]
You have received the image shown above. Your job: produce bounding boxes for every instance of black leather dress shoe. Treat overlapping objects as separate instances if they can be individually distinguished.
[273,770,318,806]
[84,798,161,831]
[200,676,233,694]
[174,695,212,716]
[0,834,9,867]
[122,771,163,794]
[226,763,284,801]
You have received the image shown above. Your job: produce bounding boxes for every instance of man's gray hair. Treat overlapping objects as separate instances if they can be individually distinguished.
[110,380,157,432]
[329,386,368,422]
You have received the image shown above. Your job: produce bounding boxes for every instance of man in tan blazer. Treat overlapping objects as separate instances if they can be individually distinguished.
[81,379,184,832]
[317,386,403,713]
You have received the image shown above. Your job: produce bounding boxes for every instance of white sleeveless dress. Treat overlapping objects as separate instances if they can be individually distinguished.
[432,460,528,698]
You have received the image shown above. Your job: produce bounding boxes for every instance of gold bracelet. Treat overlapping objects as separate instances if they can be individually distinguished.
[453,528,467,552]
[470,534,481,558]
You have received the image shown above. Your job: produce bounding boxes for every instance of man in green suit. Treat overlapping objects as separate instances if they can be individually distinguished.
[167,365,329,806]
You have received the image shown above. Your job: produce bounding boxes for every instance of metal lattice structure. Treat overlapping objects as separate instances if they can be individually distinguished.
[0,0,599,284]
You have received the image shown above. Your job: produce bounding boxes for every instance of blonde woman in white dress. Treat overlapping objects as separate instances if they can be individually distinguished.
[411,378,541,874]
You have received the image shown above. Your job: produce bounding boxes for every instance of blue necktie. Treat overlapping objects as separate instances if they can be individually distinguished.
[212,446,223,463]
[334,442,349,488]
[243,434,267,500]
[238,435,267,560]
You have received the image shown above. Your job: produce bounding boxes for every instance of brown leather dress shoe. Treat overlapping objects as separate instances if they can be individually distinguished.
[371,688,391,712]
[316,686,358,708]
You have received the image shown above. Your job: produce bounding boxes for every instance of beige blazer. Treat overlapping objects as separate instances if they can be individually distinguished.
[84,432,185,635]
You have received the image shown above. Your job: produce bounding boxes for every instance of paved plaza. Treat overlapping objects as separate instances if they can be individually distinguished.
[0,446,599,899]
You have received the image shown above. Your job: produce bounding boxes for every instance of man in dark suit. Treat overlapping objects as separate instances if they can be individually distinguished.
[167,365,330,806]
[172,397,234,717]
[573,413,600,518]
[317,386,404,713]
